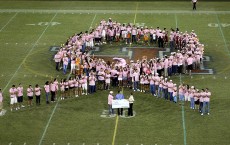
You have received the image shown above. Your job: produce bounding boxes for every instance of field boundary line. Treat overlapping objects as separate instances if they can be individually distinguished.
[215,13,230,56]
[0,9,230,14]
[133,2,139,24]
[2,13,57,93]
[0,12,18,32]
[112,115,119,145]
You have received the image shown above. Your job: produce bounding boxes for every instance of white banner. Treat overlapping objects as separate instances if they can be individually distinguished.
[112,99,130,109]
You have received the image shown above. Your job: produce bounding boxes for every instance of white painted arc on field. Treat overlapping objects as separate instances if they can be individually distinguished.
[0,9,230,14]
[0,12,18,32]
[1,13,57,93]
[215,13,230,56]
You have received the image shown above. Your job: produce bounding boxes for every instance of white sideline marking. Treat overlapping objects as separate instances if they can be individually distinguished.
[53,143,55,145]
[1,13,57,94]
[0,12,18,32]
[8,142,12,145]
[23,143,26,145]
[67,143,70,145]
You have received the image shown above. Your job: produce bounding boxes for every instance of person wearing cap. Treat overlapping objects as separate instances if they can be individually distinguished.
[128,92,135,116]
[115,90,125,116]
[108,91,114,116]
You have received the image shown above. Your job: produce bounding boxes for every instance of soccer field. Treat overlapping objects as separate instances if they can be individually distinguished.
[0,1,230,145]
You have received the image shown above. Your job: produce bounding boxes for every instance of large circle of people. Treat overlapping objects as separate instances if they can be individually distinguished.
[0,18,211,116]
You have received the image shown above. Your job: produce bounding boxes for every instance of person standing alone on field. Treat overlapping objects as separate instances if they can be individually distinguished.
[192,0,197,10]
[128,92,134,116]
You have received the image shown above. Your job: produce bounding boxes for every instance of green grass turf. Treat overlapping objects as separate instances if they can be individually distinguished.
[0,1,230,145]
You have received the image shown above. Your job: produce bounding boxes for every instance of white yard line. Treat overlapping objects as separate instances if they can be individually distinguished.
[175,14,187,145]
[38,98,60,145]
[215,13,230,56]
[0,12,18,32]
[0,9,230,14]
[38,14,96,145]
[2,13,57,93]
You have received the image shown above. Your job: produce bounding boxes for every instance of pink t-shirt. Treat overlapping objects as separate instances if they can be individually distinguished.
[108,94,113,105]
[89,76,96,86]
[27,88,33,96]
[9,88,17,97]
[0,92,3,102]
[44,85,50,93]
[35,87,41,96]
[17,86,23,97]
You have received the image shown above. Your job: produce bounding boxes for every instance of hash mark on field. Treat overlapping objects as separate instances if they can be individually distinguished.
[23,143,26,145]
[8,142,12,145]
[53,143,55,145]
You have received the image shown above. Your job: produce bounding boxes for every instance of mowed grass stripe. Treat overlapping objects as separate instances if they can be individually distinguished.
[2,13,57,93]
[0,12,17,32]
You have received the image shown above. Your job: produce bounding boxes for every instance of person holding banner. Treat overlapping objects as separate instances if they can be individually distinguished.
[108,91,114,116]
[115,90,125,116]
[128,92,134,116]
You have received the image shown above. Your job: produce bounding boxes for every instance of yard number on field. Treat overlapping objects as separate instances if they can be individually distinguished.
[26,22,61,26]
[208,23,230,27]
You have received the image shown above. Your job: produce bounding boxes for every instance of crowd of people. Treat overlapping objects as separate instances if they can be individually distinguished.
[0,18,211,116]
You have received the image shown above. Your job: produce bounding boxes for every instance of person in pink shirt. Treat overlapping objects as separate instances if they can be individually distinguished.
[17,83,25,108]
[9,85,18,111]
[187,54,193,75]
[199,89,205,113]
[105,71,111,90]
[108,91,114,116]
[173,84,178,103]
[202,88,211,115]
[140,73,145,92]
[89,72,96,94]
[54,52,61,71]
[82,74,88,95]
[0,88,3,114]
[144,75,149,93]
[34,84,41,105]
[97,68,105,90]
[133,69,140,91]
[63,55,69,75]
[44,81,50,104]
[68,77,74,97]
[60,79,65,100]
[117,69,123,88]
[27,85,34,106]
[167,80,174,101]
[179,84,185,104]
[50,81,57,102]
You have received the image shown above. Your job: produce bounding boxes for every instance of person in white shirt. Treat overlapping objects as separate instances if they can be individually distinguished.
[128,92,135,116]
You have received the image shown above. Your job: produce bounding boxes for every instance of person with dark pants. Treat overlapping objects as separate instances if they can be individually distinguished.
[192,0,197,10]
[115,90,124,116]
[128,92,135,116]
[34,84,41,105]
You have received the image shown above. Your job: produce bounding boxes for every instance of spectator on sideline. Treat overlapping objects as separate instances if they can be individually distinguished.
[115,90,125,116]
[202,88,211,115]
[128,92,134,116]
[108,91,114,116]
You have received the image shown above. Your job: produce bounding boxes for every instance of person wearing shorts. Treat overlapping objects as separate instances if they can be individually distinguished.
[9,85,18,111]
